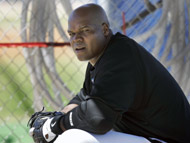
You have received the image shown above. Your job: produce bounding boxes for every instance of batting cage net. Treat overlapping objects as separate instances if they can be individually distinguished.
[0,0,189,142]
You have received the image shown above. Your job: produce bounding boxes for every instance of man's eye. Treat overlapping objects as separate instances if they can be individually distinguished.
[69,33,75,37]
[83,29,90,32]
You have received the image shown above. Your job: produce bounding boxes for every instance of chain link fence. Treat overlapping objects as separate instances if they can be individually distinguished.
[0,0,189,143]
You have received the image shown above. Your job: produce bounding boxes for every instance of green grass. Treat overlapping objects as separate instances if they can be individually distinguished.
[0,50,86,113]
[0,50,87,143]
[0,59,34,117]
[0,122,32,143]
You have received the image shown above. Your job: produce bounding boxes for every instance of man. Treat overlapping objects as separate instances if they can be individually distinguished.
[29,3,190,143]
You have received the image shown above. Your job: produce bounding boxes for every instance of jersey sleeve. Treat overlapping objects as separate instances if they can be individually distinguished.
[68,89,86,105]
[62,97,121,134]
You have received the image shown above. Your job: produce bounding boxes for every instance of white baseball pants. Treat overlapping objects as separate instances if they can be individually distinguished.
[54,129,151,143]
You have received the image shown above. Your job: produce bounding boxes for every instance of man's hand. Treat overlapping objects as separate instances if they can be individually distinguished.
[28,108,64,143]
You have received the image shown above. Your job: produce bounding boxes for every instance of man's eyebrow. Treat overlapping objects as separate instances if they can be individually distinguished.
[79,25,90,30]
[67,25,93,33]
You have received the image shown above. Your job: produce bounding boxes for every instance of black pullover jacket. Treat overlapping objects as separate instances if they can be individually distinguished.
[62,33,190,143]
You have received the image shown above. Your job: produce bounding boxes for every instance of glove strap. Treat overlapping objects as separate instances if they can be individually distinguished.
[50,114,65,135]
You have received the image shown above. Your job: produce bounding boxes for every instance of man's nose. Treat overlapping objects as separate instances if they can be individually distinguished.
[73,32,83,42]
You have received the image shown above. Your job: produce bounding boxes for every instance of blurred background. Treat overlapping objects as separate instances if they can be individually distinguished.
[0,0,189,142]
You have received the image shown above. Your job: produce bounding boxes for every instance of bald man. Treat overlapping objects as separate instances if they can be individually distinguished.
[29,3,190,143]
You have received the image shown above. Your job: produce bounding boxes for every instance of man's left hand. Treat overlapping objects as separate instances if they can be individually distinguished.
[28,108,64,143]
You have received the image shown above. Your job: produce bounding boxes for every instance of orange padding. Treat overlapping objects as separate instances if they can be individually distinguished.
[0,42,70,48]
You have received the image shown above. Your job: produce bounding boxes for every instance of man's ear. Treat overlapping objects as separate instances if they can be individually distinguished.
[102,23,109,36]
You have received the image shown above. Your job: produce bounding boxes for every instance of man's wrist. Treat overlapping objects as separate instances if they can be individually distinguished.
[50,113,65,135]
[60,117,66,132]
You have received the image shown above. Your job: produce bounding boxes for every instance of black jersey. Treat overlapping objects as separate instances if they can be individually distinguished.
[66,33,190,143]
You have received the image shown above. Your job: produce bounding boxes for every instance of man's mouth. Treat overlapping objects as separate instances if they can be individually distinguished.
[75,47,85,52]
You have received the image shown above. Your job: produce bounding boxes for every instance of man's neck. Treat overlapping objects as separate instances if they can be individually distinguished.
[90,32,113,66]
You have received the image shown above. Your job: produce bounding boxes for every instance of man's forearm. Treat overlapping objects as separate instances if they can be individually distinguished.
[60,98,120,134]
[61,104,78,113]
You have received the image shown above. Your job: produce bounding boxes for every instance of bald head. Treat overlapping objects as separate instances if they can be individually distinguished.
[67,4,112,66]
[69,3,110,27]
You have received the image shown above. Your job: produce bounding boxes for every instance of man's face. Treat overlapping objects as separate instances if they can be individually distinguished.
[68,14,106,65]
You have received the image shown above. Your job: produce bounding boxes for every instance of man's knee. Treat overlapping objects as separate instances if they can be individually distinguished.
[54,129,99,143]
